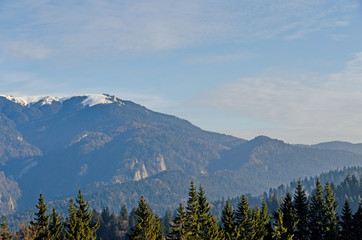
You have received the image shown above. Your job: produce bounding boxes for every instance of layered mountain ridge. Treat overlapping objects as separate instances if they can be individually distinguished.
[0,94,361,215]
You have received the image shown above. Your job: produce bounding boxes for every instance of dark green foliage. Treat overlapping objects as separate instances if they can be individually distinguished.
[323,182,338,240]
[129,207,138,230]
[220,200,235,240]
[168,204,187,240]
[184,181,199,239]
[128,196,164,240]
[197,185,219,239]
[339,200,353,240]
[65,190,99,240]
[293,180,309,240]
[309,179,325,240]
[30,193,50,240]
[235,195,254,240]
[119,205,129,232]
[278,193,296,238]
[162,210,172,236]
[273,209,294,240]
[352,200,362,240]
[255,199,270,240]
[48,207,63,240]
[0,215,12,240]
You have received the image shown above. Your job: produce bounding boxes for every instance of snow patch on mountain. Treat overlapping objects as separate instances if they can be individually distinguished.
[81,94,122,107]
[0,94,123,107]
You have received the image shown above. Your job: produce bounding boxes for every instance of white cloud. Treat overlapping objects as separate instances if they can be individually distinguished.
[196,52,362,143]
[0,0,357,56]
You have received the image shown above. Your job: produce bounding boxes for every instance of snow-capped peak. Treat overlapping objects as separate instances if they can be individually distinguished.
[0,94,123,108]
[81,94,122,107]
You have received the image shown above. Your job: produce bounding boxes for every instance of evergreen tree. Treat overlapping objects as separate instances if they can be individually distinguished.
[339,200,353,240]
[65,198,80,240]
[273,209,294,240]
[254,199,270,240]
[197,185,218,239]
[162,210,172,236]
[129,207,138,230]
[153,214,165,240]
[128,196,162,240]
[309,178,324,240]
[0,215,12,240]
[65,190,99,240]
[49,207,63,240]
[293,180,309,240]
[75,190,99,240]
[168,204,187,240]
[184,181,199,239]
[352,199,362,240]
[279,193,297,238]
[323,182,338,240]
[221,200,235,240]
[30,193,50,240]
[119,204,129,232]
[235,195,253,240]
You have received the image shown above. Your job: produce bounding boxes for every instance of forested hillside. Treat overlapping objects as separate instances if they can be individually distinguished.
[1,174,361,240]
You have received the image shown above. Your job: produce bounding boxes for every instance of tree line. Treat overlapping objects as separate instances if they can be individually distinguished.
[0,179,361,239]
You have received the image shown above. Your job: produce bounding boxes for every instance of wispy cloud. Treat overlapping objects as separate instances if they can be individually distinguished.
[0,0,357,57]
[196,52,362,143]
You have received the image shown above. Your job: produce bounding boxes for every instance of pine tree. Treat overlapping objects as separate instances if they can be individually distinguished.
[129,207,138,230]
[184,181,199,239]
[352,199,362,240]
[154,214,165,240]
[235,195,253,240]
[309,178,324,240]
[221,200,235,240]
[279,193,297,238]
[119,204,129,232]
[128,196,162,240]
[65,198,80,240]
[273,209,294,240]
[293,180,309,240]
[254,199,270,240]
[75,190,99,240]
[49,207,63,240]
[197,185,218,239]
[162,210,172,236]
[168,204,187,240]
[339,200,353,240]
[0,215,12,240]
[323,182,338,240]
[30,193,50,240]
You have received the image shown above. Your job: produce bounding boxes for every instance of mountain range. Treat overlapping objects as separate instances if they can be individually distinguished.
[0,94,361,215]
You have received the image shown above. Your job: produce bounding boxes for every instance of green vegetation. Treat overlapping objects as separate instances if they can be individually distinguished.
[1,174,360,240]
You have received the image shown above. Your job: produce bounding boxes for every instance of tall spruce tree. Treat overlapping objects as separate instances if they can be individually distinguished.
[49,207,63,240]
[75,190,99,240]
[197,185,218,239]
[119,204,129,232]
[128,196,163,240]
[185,181,199,239]
[293,180,309,240]
[339,200,353,240]
[0,215,12,240]
[163,210,172,236]
[273,209,294,240]
[30,193,50,240]
[309,178,324,240]
[279,193,297,238]
[221,200,235,240]
[168,204,187,240]
[65,198,80,240]
[235,195,253,240]
[323,182,338,240]
[352,199,362,240]
[255,199,270,240]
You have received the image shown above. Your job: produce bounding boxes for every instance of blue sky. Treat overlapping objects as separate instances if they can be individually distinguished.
[1,0,362,144]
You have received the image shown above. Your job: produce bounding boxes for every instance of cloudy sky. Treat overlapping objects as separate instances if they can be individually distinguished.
[1,0,362,144]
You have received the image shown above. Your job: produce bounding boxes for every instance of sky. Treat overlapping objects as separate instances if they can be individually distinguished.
[1,0,362,144]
